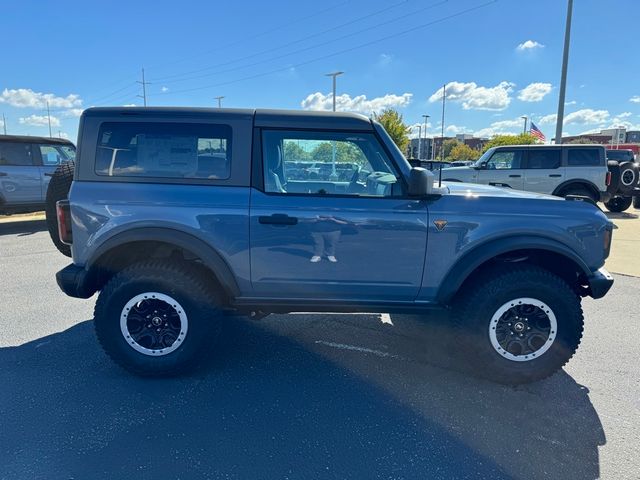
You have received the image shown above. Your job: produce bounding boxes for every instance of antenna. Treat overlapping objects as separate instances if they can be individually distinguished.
[438,83,446,188]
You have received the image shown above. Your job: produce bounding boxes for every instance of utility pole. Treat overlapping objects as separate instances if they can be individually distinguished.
[137,68,150,106]
[214,96,225,108]
[555,0,573,145]
[440,84,446,163]
[325,71,344,112]
[521,115,528,134]
[46,101,52,138]
[422,114,430,160]
[2,113,6,135]
[417,125,422,159]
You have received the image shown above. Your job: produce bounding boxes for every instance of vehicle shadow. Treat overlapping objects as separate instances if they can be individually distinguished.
[605,211,638,220]
[0,219,47,237]
[0,315,605,479]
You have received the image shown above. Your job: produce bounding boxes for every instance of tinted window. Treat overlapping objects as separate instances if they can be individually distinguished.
[95,122,231,179]
[568,148,600,166]
[262,130,400,197]
[486,150,524,170]
[527,149,561,169]
[39,144,75,166]
[606,150,634,161]
[0,142,33,166]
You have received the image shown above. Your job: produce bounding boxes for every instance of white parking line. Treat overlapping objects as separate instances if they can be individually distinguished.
[314,340,401,359]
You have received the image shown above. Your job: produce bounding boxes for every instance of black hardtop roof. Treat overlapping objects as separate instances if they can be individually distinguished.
[492,144,605,149]
[0,134,74,146]
[82,107,374,131]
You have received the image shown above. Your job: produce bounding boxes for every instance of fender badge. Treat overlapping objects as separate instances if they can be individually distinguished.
[433,219,448,231]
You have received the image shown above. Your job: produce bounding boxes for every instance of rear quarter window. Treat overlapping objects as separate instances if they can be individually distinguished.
[95,122,231,180]
[567,148,601,166]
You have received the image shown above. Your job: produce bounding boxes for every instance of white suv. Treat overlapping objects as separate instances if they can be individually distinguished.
[442,145,611,203]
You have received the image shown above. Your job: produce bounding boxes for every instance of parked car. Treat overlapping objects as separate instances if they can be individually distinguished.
[606,149,636,162]
[446,160,475,168]
[605,149,639,212]
[0,134,75,214]
[441,144,640,212]
[53,107,614,384]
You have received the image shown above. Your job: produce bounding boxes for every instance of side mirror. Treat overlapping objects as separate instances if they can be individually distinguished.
[408,167,434,196]
[474,162,486,170]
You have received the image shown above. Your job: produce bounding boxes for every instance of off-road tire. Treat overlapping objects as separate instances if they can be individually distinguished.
[604,196,633,213]
[617,161,639,195]
[45,160,75,257]
[452,265,584,385]
[94,260,223,376]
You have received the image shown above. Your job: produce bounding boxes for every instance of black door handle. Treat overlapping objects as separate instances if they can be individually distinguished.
[549,174,562,177]
[0,172,7,177]
[259,214,298,226]
[44,172,54,177]
[508,174,521,178]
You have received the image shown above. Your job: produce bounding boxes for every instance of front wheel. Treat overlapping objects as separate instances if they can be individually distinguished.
[452,266,584,384]
[94,260,223,376]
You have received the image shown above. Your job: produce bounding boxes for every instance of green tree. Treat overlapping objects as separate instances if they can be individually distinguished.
[482,133,537,152]
[448,143,481,161]
[442,139,461,159]
[372,109,410,151]
[283,141,310,162]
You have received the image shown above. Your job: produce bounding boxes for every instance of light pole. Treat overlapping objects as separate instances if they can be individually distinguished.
[325,71,343,179]
[521,116,528,134]
[555,0,573,144]
[46,101,52,138]
[325,71,344,112]
[422,114,430,160]
[416,125,422,159]
[214,96,225,108]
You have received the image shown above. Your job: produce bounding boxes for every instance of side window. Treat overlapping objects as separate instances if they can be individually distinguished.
[95,122,231,179]
[486,150,523,170]
[568,148,600,166]
[527,149,561,169]
[0,142,33,166]
[38,145,74,166]
[262,130,401,197]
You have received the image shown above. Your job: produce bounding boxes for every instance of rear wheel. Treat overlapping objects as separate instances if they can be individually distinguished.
[560,185,597,203]
[604,196,633,213]
[452,266,583,384]
[94,260,223,376]
[45,160,75,257]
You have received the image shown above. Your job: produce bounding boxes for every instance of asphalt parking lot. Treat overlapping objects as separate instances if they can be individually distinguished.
[0,219,638,479]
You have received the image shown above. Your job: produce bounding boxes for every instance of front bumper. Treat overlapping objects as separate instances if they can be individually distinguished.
[56,264,96,299]
[586,267,614,299]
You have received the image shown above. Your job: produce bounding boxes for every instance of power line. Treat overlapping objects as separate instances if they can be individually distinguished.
[152,0,413,83]
[161,1,497,97]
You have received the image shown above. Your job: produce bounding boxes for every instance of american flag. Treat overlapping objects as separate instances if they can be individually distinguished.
[530,122,546,142]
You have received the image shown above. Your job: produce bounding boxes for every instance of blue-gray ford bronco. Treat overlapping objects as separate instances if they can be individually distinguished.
[55,107,614,384]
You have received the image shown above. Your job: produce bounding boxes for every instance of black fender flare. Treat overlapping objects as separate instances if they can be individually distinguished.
[552,179,600,197]
[87,227,241,298]
[436,235,592,304]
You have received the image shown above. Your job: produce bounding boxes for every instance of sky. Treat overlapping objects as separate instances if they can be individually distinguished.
[1,0,639,143]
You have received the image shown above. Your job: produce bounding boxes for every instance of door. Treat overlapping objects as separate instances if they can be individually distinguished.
[523,148,563,194]
[249,129,429,301]
[477,148,526,190]
[35,143,76,199]
[0,142,41,205]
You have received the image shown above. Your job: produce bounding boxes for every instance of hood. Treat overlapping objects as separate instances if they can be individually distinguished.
[443,181,562,200]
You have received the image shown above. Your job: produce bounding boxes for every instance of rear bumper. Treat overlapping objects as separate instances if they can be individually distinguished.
[586,267,614,299]
[56,264,96,299]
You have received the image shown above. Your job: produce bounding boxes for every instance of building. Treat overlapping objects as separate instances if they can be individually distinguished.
[626,131,640,143]
[601,127,626,145]
[407,137,433,160]
[560,133,613,144]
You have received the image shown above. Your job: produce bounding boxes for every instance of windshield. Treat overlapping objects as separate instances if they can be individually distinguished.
[473,148,494,167]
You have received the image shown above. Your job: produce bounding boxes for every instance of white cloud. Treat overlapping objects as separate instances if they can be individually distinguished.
[565,100,577,106]
[0,88,82,109]
[161,86,169,93]
[445,125,467,134]
[490,118,526,129]
[629,96,640,103]
[407,122,434,138]
[123,103,137,107]
[538,114,557,125]
[564,108,609,125]
[58,132,70,139]
[516,40,544,51]
[377,53,393,67]
[429,81,514,111]
[301,92,412,114]
[518,82,552,102]
[19,114,61,127]
[63,108,84,118]
[615,112,632,119]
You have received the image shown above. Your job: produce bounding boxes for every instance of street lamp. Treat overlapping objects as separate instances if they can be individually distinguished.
[325,72,344,179]
[422,114,430,160]
[521,116,528,134]
[325,71,344,112]
[416,125,422,159]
